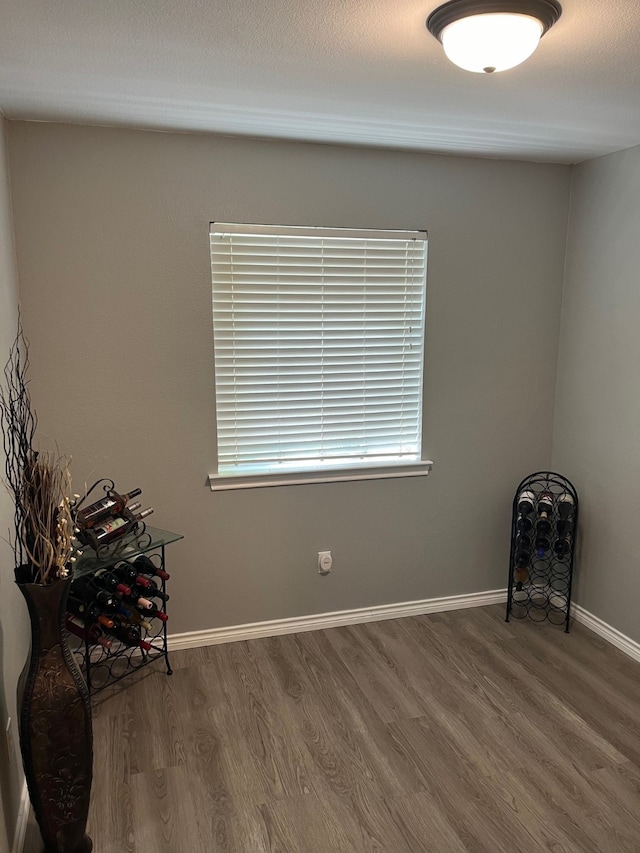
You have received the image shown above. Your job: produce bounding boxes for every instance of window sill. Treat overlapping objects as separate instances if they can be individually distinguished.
[208,461,433,491]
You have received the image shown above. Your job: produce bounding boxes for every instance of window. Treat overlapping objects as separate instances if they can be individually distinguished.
[209,223,430,489]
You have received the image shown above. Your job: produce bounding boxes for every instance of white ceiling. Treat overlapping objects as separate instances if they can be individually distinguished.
[1,0,640,164]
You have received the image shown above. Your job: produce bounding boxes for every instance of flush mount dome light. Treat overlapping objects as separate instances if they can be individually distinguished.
[426,0,562,73]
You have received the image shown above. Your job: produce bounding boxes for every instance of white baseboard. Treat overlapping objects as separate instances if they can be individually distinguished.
[12,779,29,853]
[571,603,640,664]
[168,590,640,668]
[168,588,507,650]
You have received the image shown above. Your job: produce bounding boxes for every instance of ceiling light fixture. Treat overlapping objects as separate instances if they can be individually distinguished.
[426,0,562,74]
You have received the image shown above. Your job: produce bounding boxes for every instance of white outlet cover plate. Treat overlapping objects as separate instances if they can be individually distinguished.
[318,551,332,572]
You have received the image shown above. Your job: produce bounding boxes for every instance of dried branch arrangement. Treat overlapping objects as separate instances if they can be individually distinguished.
[0,324,74,584]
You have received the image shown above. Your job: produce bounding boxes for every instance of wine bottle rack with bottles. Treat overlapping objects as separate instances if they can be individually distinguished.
[73,481,155,556]
[67,526,183,696]
[505,471,578,633]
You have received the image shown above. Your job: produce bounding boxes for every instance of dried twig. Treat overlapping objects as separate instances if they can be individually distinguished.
[0,323,73,583]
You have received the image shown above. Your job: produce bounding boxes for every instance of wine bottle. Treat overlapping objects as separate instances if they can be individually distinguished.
[554,538,571,558]
[557,492,575,520]
[124,608,153,632]
[71,577,115,610]
[517,490,535,515]
[142,603,169,623]
[514,567,529,586]
[515,533,531,551]
[536,517,552,535]
[557,518,573,538]
[535,535,551,557]
[67,595,115,629]
[118,587,155,610]
[91,568,131,597]
[66,615,112,649]
[516,515,533,533]
[81,508,154,549]
[514,550,529,568]
[114,564,152,589]
[73,573,131,618]
[133,554,170,581]
[537,491,554,517]
[105,620,152,652]
[67,595,100,622]
[75,487,143,529]
[137,580,169,603]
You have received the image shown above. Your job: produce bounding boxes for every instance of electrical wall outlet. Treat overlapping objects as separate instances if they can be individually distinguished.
[5,717,14,763]
[318,550,332,573]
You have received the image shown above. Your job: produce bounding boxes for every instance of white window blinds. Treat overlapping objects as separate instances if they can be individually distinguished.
[210,223,428,481]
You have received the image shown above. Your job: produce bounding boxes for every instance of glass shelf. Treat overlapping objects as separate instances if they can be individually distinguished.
[72,526,183,579]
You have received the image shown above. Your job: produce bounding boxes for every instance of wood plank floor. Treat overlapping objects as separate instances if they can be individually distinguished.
[23,605,640,852]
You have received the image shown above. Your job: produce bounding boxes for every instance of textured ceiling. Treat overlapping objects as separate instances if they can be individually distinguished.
[1,0,640,163]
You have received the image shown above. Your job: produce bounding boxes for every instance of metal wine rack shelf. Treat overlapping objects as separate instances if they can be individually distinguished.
[505,471,578,633]
[69,526,183,697]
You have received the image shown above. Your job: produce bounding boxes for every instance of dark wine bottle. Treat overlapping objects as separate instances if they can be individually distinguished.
[67,595,115,629]
[66,615,112,649]
[535,535,551,557]
[75,487,142,529]
[137,580,169,603]
[516,515,533,533]
[534,492,554,555]
[67,595,99,622]
[537,491,554,516]
[77,582,132,618]
[105,620,152,652]
[71,576,115,610]
[536,517,552,535]
[142,604,169,623]
[557,492,575,520]
[515,533,531,550]
[91,568,131,597]
[557,518,573,538]
[554,538,571,558]
[114,564,152,589]
[133,554,170,581]
[517,490,535,515]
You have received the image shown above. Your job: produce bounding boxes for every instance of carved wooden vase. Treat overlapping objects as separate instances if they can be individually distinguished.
[15,568,93,853]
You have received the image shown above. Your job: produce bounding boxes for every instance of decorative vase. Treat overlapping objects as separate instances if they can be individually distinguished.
[15,568,93,853]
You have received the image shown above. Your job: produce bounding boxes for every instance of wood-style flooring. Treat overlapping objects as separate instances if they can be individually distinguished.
[24,605,640,852]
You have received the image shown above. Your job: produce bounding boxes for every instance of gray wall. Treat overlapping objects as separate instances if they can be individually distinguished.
[8,122,571,636]
[553,143,640,642]
[0,115,28,852]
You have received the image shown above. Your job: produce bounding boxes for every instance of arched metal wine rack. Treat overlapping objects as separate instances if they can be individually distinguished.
[505,471,578,633]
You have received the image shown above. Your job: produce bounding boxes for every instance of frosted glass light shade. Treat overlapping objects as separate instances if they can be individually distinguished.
[441,12,543,72]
